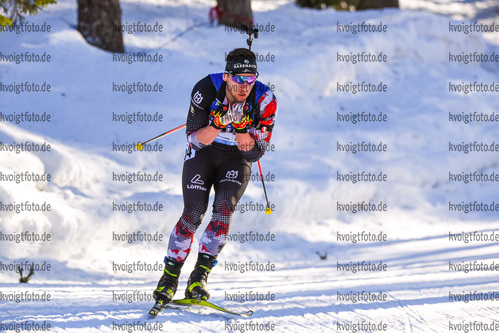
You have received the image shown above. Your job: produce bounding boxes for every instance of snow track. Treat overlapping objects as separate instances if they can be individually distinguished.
[2,234,498,331]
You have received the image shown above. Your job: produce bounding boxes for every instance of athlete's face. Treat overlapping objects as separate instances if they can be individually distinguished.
[223,73,256,104]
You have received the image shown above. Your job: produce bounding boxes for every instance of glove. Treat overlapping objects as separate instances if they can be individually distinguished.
[210,104,230,130]
[232,104,251,134]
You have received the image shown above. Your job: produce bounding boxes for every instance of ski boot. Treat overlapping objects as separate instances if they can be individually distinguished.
[185,253,218,300]
[153,257,183,303]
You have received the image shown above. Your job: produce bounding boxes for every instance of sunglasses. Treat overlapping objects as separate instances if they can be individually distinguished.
[230,75,257,85]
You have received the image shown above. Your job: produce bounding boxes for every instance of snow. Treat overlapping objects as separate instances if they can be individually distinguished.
[1,0,499,332]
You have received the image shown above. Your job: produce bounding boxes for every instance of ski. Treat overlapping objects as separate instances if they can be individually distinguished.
[171,298,254,317]
[148,298,253,317]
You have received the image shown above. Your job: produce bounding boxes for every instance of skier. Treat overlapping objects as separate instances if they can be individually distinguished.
[153,48,277,304]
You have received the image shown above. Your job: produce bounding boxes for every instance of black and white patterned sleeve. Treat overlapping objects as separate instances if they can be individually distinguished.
[185,75,217,151]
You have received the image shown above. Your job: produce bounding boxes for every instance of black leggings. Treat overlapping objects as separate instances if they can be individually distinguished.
[166,143,251,263]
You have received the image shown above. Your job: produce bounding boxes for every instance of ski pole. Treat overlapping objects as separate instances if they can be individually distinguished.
[242,24,270,214]
[136,124,186,151]
[257,160,272,215]
[137,123,272,214]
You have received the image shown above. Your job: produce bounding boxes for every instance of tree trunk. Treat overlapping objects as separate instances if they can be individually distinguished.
[354,0,399,10]
[217,0,253,28]
[77,0,124,53]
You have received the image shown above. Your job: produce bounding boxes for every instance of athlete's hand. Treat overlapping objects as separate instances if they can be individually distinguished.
[211,103,246,130]
[232,103,250,134]
[210,104,230,130]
